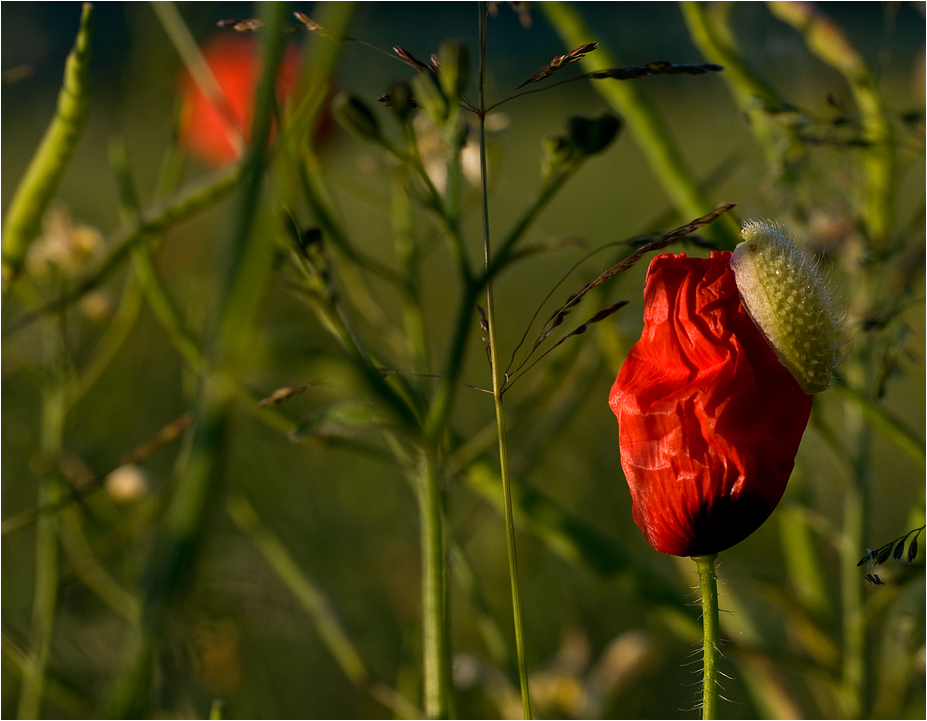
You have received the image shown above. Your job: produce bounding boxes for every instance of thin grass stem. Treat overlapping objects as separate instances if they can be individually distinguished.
[108,139,204,372]
[479,4,532,718]
[225,493,423,719]
[151,1,244,156]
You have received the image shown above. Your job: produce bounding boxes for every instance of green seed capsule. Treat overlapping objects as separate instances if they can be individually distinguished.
[731,220,841,394]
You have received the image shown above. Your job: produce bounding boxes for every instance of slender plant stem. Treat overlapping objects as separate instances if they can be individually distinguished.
[59,501,140,622]
[478,3,532,718]
[18,380,66,719]
[152,1,244,155]
[391,172,429,374]
[419,448,450,719]
[694,554,720,721]
[837,306,876,719]
[108,139,204,372]
[226,493,423,719]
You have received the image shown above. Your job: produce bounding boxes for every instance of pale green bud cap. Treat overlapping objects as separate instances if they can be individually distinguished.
[731,220,841,394]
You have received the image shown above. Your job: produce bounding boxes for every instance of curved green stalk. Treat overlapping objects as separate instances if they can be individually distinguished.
[694,554,720,720]
[2,4,94,292]
[152,1,244,155]
[766,1,895,247]
[541,1,739,249]
[680,1,802,180]
[832,376,925,470]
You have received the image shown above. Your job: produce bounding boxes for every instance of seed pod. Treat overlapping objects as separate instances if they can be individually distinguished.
[731,221,841,394]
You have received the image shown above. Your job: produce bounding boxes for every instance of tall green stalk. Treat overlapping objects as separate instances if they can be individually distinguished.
[478,4,532,718]
[17,380,66,719]
[694,554,721,721]
[419,449,451,719]
[105,4,289,715]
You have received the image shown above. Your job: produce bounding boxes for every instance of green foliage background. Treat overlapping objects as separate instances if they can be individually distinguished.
[2,2,924,719]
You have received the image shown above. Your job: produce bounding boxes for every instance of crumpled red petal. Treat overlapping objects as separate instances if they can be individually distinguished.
[609,251,813,556]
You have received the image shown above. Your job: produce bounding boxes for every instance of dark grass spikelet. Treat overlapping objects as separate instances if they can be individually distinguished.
[516,43,599,89]
[393,46,436,74]
[293,12,350,40]
[333,93,383,143]
[500,205,736,393]
[477,305,492,365]
[570,204,736,300]
[859,525,925,584]
[257,385,309,408]
[556,301,628,343]
[217,18,264,32]
[584,61,723,81]
[893,539,906,561]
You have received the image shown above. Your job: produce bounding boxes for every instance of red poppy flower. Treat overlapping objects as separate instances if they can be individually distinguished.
[177,35,301,167]
[609,251,813,557]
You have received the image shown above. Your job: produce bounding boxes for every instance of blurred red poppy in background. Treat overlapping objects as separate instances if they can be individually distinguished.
[177,35,301,167]
[609,251,813,557]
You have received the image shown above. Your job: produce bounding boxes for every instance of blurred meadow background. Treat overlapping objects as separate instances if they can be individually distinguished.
[2,2,925,719]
